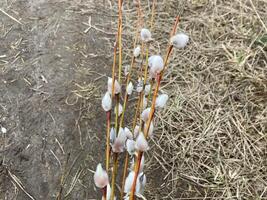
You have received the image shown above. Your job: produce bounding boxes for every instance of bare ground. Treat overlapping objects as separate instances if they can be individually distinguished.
[0,0,115,199]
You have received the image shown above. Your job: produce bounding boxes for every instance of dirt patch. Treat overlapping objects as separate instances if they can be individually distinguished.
[0,0,115,199]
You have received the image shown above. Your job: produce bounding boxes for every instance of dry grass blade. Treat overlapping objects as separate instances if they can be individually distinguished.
[7,169,35,200]
[64,168,83,198]
[0,9,23,25]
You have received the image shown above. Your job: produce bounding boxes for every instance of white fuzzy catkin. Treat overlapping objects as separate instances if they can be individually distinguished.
[136,78,143,93]
[144,84,151,95]
[118,103,123,116]
[114,103,123,116]
[133,45,141,57]
[130,158,135,171]
[150,55,164,75]
[140,28,152,42]
[94,164,109,188]
[112,128,126,153]
[148,55,156,68]
[133,125,140,138]
[135,132,149,152]
[141,107,151,122]
[130,155,145,172]
[149,67,157,79]
[108,77,121,94]
[124,171,135,193]
[136,86,143,93]
[126,82,134,95]
[124,127,133,139]
[110,127,116,144]
[145,121,154,138]
[155,94,169,108]
[112,139,125,153]
[148,56,158,79]
[124,172,145,198]
[1,127,7,134]
[126,139,136,155]
[118,127,127,143]
[170,33,189,48]
[101,92,112,112]
[136,173,146,196]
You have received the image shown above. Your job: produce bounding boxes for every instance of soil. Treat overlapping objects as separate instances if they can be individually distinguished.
[0,0,116,199]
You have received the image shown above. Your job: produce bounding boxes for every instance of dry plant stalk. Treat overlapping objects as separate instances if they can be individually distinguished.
[110,0,123,199]
[94,1,189,200]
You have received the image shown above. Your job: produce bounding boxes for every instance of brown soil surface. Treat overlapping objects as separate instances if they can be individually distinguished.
[0,0,115,199]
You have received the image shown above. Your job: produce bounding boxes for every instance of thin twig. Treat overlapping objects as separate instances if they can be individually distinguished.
[0,9,23,25]
[7,169,35,200]
[106,111,111,171]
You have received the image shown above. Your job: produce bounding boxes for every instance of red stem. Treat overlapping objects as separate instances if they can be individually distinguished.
[106,111,111,171]
[102,186,107,200]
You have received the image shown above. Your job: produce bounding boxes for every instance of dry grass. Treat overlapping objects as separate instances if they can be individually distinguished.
[118,0,267,199]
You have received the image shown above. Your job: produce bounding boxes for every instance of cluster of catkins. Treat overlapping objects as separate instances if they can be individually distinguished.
[94,27,189,199]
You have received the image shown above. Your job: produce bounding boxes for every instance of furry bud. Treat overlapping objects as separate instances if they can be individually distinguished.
[1,126,7,134]
[140,28,152,42]
[148,55,156,68]
[94,164,109,188]
[101,92,112,112]
[130,155,145,172]
[112,128,126,153]
[133,125,140,138]
[118,127,127,143]
[114,103,123,116]
[170,33,189,48]
[108,77,121,94]
[129,154,145,173]
[126,139,136,155]
[124,171,146,197]
[110,127,116,145]
[155,94,169,108]
[136,78,143,93]
[136,172,146,196]
[144,84,151,95]
[133,45,141,57]
[149,67,157,79]
[124,171,135,194]
[135,132,149,152]
[124,127,133,139]
[150,55,164,74]
[126,82,134,95]
[141,107,151,122]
